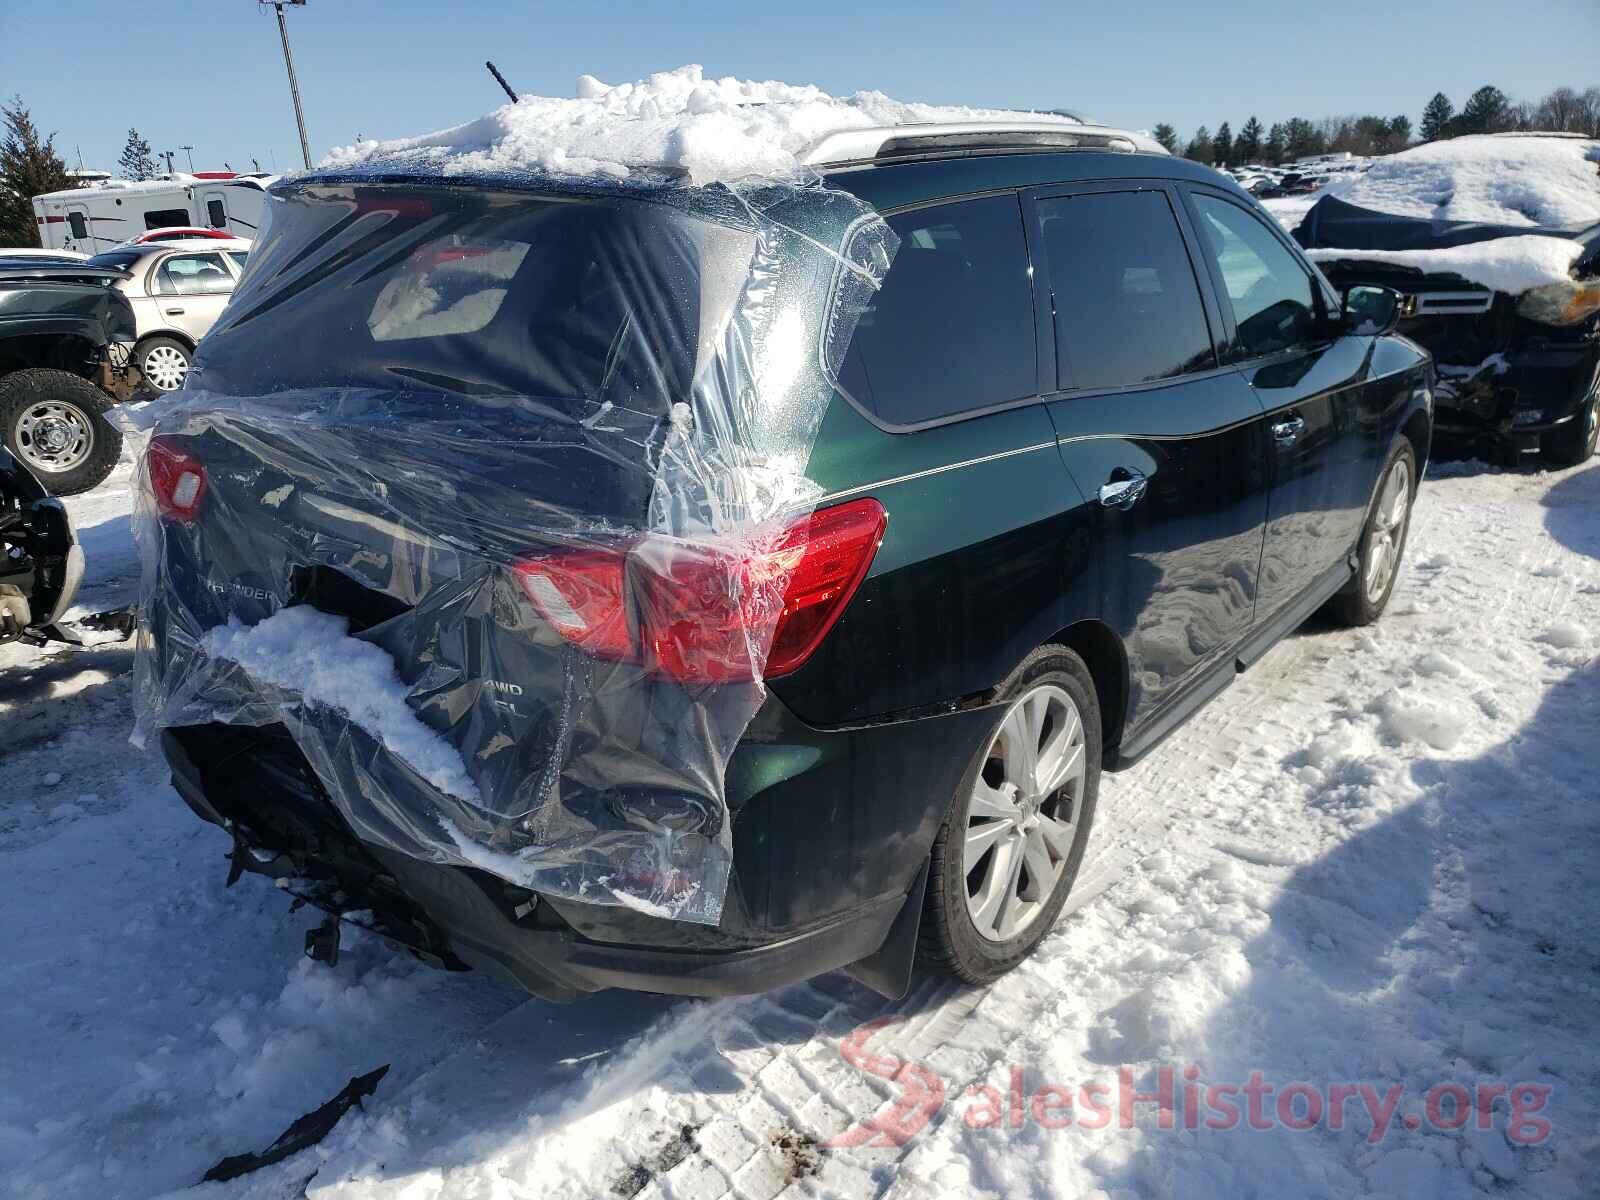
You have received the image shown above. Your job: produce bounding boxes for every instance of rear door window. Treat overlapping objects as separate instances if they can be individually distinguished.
[834,195,1035,426]
[155,252,234,295]
[1190,193,1319,357]
[1036,190,1215,391]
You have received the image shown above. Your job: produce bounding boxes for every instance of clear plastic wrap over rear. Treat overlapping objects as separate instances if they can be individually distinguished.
[129,174,896,923]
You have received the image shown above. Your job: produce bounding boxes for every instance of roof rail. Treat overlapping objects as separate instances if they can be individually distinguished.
[800,121,1156,168]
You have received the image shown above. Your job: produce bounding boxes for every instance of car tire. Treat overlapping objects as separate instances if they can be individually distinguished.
[1325,440,1417,627]
[137,336,192,394]
[918,644,1102,985]
[0,369,123,496]
[1540,391,1599,468]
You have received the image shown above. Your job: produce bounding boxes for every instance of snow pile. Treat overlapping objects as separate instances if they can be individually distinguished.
[1305,234,1587,293]
[1329,134,1600,229]
[201,605,479,801]
[322,64,1139,186]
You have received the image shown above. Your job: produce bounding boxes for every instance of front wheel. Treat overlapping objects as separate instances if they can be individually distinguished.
[1541,392,1598,468]
[0,369,124,496]
[918,645,1101,984]
[1326,441,1417,627]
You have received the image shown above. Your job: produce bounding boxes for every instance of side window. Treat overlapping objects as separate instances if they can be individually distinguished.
[226,250,249,275]
[1190,194,1318,358]
[206,198,227,228]
[143,208,191,231]
[835,195,1035,426]
[156,253,234,296]
[1036,190,1215,391]
[67,211,88,240]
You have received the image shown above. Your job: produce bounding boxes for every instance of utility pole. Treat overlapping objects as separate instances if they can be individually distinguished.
[181,145,195,171]
[263,0,313,169]
[163,150,176,175]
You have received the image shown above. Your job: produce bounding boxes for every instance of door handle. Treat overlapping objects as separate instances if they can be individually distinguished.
[1099,469,1148,510]
[165,307,185,315]
[1271,415,1305,446]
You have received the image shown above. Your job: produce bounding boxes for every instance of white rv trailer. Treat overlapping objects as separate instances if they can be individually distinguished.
[30,174,275,254]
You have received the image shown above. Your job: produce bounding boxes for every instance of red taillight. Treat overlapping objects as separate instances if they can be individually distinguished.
[514,498,886,684]
[762,498,888,677]
[513,547,632,660]
[146,436,207,522]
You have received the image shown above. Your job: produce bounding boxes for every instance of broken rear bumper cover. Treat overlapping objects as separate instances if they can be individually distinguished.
[159,693,996,1001]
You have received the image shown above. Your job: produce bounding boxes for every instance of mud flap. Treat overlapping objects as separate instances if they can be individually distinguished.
[200,1064,389,1183]
[843,857,930,1001]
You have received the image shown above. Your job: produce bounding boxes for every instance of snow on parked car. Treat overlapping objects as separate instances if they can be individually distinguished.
[1294,134,1600,465]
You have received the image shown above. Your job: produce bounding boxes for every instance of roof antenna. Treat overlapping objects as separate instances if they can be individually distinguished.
[486,61,518,103]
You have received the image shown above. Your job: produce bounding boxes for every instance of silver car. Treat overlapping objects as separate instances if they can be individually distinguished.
[86,238,251,392]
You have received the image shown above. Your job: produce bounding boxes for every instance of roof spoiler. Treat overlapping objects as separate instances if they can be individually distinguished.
[800,121,1154,168]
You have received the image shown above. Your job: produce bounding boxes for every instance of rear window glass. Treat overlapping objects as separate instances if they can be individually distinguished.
[195,189,757,418]
[144,208,190,230]
[87,249,144,271]
[1038,190,1215,390]
[834,195,1035,425]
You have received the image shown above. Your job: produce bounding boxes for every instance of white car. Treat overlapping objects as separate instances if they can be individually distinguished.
[86,238,251,391]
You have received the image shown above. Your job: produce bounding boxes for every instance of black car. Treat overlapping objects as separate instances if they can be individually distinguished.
[1298,196,1600,465]
[139,125,1432,1000]
[0,444,83,643]
[0,256,139,494]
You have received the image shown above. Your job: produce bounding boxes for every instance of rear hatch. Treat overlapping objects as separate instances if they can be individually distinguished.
[138,179,823,922]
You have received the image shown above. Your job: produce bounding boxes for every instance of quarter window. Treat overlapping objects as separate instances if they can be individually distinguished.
[155,252,234,295]
[834,195,1035,426]
[1037,190,1215,391]
[1191,194,1318,358]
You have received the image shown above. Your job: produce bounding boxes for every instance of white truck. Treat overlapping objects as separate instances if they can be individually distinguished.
[31,174,274,254]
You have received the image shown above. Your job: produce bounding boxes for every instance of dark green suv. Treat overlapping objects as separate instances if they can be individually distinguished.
[143,125,1433,1001]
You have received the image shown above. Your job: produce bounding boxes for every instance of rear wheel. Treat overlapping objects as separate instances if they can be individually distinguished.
[137,336,192,393]
[1541,391,1599,467]
[0,368,123,496]
[1326,441,1416,627]
[919,645,1101,984]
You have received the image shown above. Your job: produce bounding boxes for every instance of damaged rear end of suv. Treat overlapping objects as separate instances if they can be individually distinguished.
[133,167,906,1001]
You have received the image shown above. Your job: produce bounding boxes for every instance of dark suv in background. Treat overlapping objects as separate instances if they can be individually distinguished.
[144,128,1432,1000]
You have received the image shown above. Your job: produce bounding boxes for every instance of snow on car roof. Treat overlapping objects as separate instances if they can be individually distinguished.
[1329,134,1600,230]
[321,64,1157,187]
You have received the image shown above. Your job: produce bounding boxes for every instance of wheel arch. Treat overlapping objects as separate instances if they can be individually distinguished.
[136,330,197,354]
[1043,619,1128,766]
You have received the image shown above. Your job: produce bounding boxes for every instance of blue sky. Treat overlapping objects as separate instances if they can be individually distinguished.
[3,0,1594,174]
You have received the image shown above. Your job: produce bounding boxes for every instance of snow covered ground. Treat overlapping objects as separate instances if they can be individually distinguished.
[2,454,1597,1200]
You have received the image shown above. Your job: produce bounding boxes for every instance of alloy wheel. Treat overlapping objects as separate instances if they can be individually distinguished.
[1365,456,1411,602]
[14,400,95,475]
[964,683,1088,943]
[142,344,190,391]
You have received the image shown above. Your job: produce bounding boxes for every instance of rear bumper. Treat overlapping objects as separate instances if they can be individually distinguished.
[159,693,998,1001]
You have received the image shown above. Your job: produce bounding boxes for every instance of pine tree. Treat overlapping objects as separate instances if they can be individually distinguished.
[118,128,157,181]
[1264,123,1286,165]
[1151,123,1179,155]
[1235,116,1263,165]
[0,96,70,248]
[1184,126,1214,165]
[1211,121,1233,168]
[1386,114,1412,152]
[1420,92,1454,141]
[1458,85,1510,134]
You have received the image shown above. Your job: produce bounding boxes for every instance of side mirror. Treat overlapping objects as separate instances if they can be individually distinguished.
[1342,285,1405,336]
